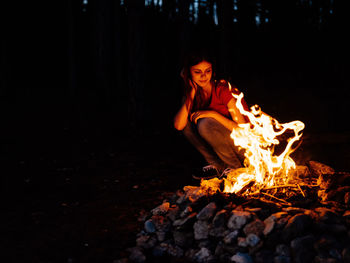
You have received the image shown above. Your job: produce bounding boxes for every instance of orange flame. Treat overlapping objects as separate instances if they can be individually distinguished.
[201,83,305,195]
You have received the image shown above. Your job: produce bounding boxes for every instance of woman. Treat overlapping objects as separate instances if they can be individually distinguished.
[174,50,249,179]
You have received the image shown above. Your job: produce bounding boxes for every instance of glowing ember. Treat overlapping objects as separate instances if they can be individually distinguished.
[201,83,305,196]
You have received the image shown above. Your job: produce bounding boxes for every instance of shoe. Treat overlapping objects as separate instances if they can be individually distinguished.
[192,165,220,180]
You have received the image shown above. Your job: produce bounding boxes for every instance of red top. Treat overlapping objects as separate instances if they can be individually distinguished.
[207,80,250,121]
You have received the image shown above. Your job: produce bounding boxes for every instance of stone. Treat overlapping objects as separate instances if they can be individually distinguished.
[175,189,185,204]
[166,244,184,258]
[345,192,350,205]
[264,212,289,236]
[194,247,214,263]
[173,230,194,248]
[245,207,262,213]
[176,189,185,198]
[151,202,170,215]
[342,247,350,263]
[343,210,350,217]
[294,165,311,179]
[223,230,239,244]
[185,248,199,261]
[303,209,319,220]
[212,209,228,228]
[231,252,253,263]
[329,249,342,260]
[314,257,338,263]
[197,202,217,221]
[275,244,291,257]
[282,213,312,242]
[214,241,225,256]
[325,186,350,203]
[152,245,167,257]
[168,192,180,205]
[137,209,150,222]
[151,215,171,232]
[198,239,212,248]
[227,210,252,230]
[219,253,232,263]
[113,258,129,263]
[246,233,260,247]
[343,211,350,225]
[276,215,292,230]
[248,239,264,255]
[254,250,274,263]
[183,185,206,203]
[180,206,193,218]
[194,220,210,240]
[167,205,180,221]
[243,218,265,236]
[313,236,338,253]
[156,231,166,242]
[136,235,157,249]
[282,207,306,214]
[144,219,156,233]
[308,160,335,177]
[263,216,275,236]
[237,237,248,247]
[128,247,146,263]
[316,222,347,236]
[159,242,184,258]
[290,235,316,263]
[223,201,236,211]
[176,195,186,205]
[273,256,291,263]
[328,224,347,236]
[209,226,227,237]
[293,251,315,263]
[222,243,239,254]
[173,212,197,230]
[290,235,315,252]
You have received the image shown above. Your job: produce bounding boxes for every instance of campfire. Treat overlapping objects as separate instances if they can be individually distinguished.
[200,84,306,202]
[119,88,350,263]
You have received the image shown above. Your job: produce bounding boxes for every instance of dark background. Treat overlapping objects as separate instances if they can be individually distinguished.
[1,0,350,262]
[2,0,350,134]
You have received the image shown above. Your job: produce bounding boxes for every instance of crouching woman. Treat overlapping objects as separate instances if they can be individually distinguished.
[173,51,250,179]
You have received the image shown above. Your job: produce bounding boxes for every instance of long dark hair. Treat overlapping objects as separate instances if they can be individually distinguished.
[181,49,216,113]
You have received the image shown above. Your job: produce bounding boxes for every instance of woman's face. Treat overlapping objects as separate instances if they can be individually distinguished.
[190,61,212,88]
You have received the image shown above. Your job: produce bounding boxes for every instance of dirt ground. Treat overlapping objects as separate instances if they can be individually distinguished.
[3,113,350,263]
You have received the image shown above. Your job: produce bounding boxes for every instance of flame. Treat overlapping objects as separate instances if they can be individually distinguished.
[201,83,305,195]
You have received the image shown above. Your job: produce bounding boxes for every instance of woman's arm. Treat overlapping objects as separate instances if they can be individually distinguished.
[190,110,238,131]
[190,97,247,131]
[227,98,247,125]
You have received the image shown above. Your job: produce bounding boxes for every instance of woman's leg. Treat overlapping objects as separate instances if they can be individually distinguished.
[182,121,226,170]
[196,117,245,170]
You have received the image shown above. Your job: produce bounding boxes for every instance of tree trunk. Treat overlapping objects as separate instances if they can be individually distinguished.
[67,0,78,107]
[126,0,145,129]
[93,0,114,108]
[217,0,233,78]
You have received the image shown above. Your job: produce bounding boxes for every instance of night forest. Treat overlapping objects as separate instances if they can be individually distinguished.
[2,0,350,262]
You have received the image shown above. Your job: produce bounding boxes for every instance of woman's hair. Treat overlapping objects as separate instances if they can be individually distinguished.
[181,48,216,112]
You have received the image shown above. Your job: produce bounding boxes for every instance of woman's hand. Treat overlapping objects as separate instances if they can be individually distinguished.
[189,80,197,100]
[190,110,218,124]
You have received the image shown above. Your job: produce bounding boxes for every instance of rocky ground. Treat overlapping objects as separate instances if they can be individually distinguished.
[3,112,350,263]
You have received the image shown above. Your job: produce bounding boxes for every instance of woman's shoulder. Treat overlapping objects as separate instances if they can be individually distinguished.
[216,79,228,87]
[215,79,240,95]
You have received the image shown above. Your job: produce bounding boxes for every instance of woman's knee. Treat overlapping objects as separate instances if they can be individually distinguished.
[197,117,227,142]
[197,118,216,137]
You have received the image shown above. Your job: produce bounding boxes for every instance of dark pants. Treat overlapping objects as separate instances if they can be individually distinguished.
[182,117,245,172]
